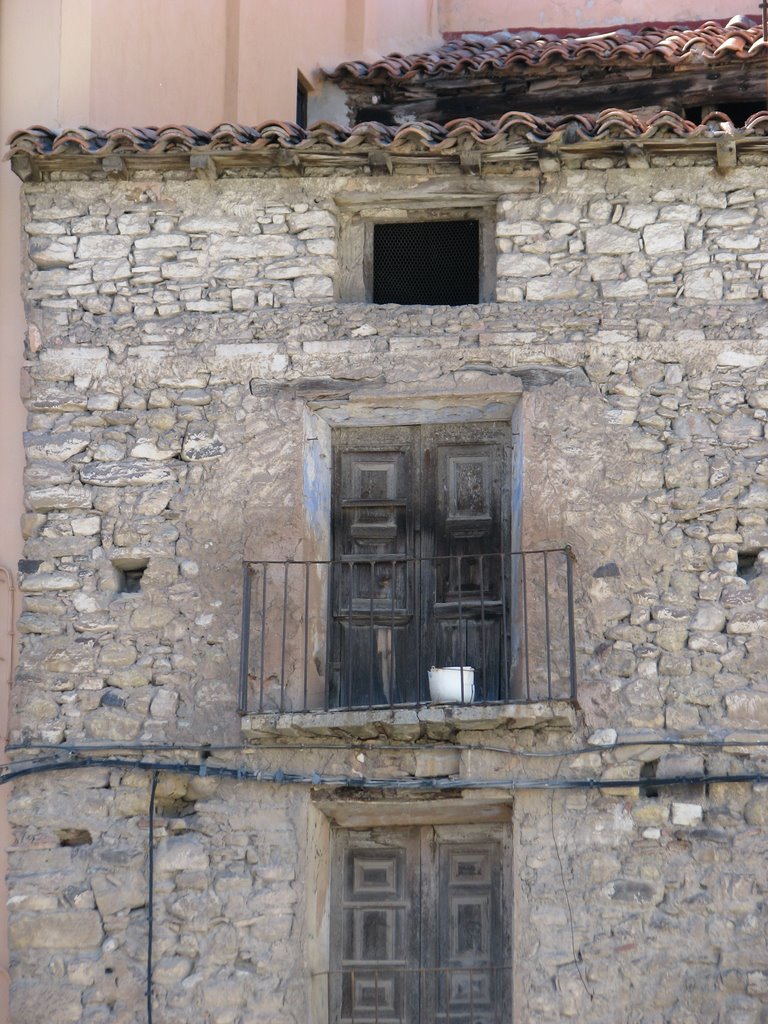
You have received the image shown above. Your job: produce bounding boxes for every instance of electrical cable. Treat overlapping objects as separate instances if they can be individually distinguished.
[550,758,593,1002]
[1,753,768,793]
[8,731,768,759]
[147,771,159,1024]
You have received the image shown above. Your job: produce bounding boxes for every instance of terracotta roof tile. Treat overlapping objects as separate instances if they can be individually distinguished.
[328,15,768,81]
[10,109,768,168]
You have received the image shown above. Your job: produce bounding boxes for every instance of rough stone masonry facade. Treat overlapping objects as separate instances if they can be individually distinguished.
[9,150,768,1024]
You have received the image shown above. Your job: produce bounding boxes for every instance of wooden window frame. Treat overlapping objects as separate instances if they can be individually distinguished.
[336,190,499,303]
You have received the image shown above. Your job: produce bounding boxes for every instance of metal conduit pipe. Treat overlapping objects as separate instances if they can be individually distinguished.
[0,565,15,692]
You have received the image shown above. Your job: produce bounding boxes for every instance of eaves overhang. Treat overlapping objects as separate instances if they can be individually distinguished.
[327,15,768,83]
[8,111,768,181]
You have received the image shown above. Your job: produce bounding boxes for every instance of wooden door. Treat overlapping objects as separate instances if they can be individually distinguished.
[331,424,509,707]
[330,828,421,1024]
[424,828,508,1024]
[330,825,509,1024]
[420,423,509,702]
[330,427,418,707]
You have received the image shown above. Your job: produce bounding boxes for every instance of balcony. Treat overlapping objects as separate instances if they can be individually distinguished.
[238,548,577,735]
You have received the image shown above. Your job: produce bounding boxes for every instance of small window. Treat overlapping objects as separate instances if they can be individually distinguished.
[329,824,511,1024]
[113,558,149,594]
[372,220,479,305]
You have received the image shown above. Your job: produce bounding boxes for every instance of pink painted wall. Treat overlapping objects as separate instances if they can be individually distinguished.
[82,0,439,127]
[440,0,756,32]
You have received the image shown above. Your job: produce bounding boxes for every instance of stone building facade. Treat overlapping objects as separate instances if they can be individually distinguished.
[8,22,768,1024]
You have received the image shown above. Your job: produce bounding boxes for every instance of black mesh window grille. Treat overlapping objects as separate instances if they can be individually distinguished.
[372,220,480,305]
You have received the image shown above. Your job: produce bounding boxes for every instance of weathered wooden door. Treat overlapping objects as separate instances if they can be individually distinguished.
[330,427,418,706]
[331,424,509,706]
[330,825,510,1024]
[420,423,508,703]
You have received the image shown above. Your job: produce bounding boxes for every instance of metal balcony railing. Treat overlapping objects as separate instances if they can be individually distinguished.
[238,548,576,715]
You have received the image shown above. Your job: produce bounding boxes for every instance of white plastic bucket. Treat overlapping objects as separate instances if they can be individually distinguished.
[428,667,475,703]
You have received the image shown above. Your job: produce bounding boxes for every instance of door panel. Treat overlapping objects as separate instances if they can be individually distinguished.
[331,828,421,1024]
[331,423,511,707]
[422,423,509,703]
[331,429,418,706]
[331,825,509,1024]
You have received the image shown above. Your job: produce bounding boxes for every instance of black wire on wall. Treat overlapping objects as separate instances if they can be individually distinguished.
[147,771,159,1024]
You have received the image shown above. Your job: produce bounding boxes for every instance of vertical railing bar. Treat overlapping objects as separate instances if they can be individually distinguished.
[566,546,578,701]
[521,553,530,701]
[543,550,552,700]
[351,967,356,1024]
[259,563,268,712]
[501,552,509,703]
[238,563,253,715]
[469,965,475,1024]
[346,562,353,709]
[279,561,289,712]
[390,558,396,706]
[457,556,464,687]
[374,968,379,1024]
[478,554,486,704]
[302,561,309,712]
[416,554,423,704]
[324,562,331,712]
[368,560,375,709]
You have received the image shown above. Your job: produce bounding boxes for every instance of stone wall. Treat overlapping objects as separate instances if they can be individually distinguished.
[9,162,768,1023]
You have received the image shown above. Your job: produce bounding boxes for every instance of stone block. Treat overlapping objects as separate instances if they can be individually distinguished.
[84,708,142,741]
[79,460,175,487]
[585,225,639,255]
[588,728,618,747]
[293,275,334,299]
[92,870,147,915]
[526,274,585,300]
[643,223,685,255]
[160,260,203,280]
[10,910,103,949]
[20,572,80,593]
[683,266,724,299]
[27,485,94,511]
[497,253,550,277]
[12,981,83,1023]
[178,214,239,233]
[601,279,649,298]
[76,235,132,260]
[609,879,661,903]
[725,689,768,725]
[181,424,225,461]
[210,236,295,259]
[133,233,190,250]
[92,258,131,282]
[30,238,77,268]
[25,431,91,462]
[671,802,703,826]
[156,836,210,873]
[153,956,194,985]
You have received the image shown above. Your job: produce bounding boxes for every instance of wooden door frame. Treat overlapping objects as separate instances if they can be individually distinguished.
[326,819,514,1024]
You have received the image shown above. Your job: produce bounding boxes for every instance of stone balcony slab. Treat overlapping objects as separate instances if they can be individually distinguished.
[241,700,577,743]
